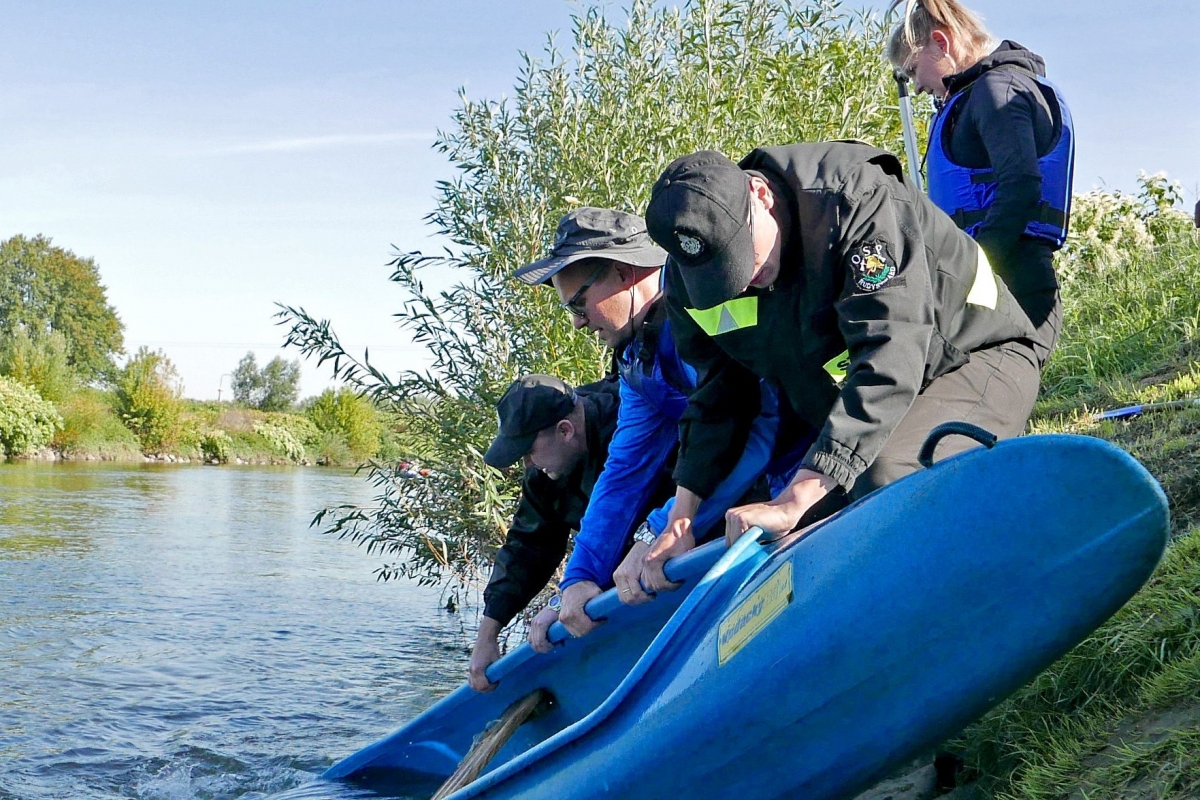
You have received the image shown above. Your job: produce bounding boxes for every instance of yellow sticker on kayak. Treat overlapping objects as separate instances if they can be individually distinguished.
[717,561,793,666]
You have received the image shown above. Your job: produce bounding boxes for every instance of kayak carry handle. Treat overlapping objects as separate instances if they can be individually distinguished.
[546,538,729,645]
[918,421,998,468]
[484,532,762,686]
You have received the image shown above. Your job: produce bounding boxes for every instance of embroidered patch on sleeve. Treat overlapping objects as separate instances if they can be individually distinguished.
[848,240,898,293]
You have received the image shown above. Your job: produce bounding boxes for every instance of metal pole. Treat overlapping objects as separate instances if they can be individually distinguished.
[894,70,924,193]
[886,0,924,193]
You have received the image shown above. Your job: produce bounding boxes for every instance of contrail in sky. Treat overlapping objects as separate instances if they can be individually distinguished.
[213,132,436,154]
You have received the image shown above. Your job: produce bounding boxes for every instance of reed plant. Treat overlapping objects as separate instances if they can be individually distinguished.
[279,0,913,591]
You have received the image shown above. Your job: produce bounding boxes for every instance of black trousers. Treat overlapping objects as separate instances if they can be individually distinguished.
[1016,287,1063,369]
[999,238,1063,369]
[847,339,1041,501]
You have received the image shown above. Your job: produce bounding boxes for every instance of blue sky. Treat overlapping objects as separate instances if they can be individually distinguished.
[2,1,1197,400]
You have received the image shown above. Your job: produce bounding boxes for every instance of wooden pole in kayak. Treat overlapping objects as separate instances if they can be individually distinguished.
[431,688,554,800]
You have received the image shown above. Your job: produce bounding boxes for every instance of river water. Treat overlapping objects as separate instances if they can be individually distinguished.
[0,462,464,800]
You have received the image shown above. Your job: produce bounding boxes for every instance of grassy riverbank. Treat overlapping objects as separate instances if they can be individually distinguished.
[944,223,1200,798]
[33,391,408,467]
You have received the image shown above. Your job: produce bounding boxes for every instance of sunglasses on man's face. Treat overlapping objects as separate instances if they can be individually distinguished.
[559,261,610,319]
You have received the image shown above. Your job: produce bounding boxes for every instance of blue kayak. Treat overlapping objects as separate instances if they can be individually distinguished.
[323,431,1168,800]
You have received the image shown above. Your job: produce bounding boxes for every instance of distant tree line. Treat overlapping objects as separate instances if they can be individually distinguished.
[0,234,403,465]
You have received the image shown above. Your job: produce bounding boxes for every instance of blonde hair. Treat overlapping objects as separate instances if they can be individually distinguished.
[886,0,995,72]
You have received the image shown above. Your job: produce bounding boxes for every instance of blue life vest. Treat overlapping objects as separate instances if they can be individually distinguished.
[926,71,1075,248]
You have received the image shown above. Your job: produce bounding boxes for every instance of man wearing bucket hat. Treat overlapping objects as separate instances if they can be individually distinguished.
[471,372,657,692]
[513,207,790,641]
[643,142,1041,549]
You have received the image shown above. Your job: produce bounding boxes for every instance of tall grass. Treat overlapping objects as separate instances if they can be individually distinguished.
[1043,231,1200,403]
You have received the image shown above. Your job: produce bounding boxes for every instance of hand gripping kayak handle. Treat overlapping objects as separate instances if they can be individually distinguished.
[918,421,998,468]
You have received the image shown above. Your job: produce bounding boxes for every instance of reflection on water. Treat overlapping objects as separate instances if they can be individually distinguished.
[0,462,464,800]
[0,532,92,557]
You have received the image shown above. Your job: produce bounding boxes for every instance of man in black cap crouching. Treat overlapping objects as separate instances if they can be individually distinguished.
[470,373,670,692]
[643,142,1041,550]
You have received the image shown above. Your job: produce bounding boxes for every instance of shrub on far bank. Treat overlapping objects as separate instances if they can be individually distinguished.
[253,418,308,461]
[0,376,61,457]
[115,347,183,452]
[52,388,141,460]
[307,430,355,467]
[305,389,381,462]
[187,406,321,464]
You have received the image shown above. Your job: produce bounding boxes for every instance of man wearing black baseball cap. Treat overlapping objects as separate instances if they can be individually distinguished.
[511,207,787,641]
[644,141,1041,548]
[472,373,647,692]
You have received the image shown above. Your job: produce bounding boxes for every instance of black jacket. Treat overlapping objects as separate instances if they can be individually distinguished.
[482,376,666,625]
[665,142,1035,492]
[938,41,1060,296]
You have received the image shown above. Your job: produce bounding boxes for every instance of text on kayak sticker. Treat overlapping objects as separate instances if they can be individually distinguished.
[717,561,793,666]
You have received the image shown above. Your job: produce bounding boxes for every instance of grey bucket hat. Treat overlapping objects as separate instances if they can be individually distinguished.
[513,207,668,286]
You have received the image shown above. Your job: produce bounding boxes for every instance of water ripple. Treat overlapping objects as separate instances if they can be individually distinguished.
[1,463,464,800]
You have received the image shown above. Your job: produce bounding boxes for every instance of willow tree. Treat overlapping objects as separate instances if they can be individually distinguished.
[279,0,915,591]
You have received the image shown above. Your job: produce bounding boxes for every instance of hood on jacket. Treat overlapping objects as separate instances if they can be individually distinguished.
[944,40,1046,96]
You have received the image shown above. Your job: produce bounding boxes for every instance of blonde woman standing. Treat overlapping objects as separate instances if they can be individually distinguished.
[888,0,1074,367]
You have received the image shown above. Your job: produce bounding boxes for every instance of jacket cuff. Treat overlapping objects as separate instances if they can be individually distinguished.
[482,592,523,628]
[559,575,599,593]
[801,435,867,492]
[672,460,717,499]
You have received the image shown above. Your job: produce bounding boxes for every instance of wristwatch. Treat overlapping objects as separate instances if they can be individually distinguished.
[632,521,657,547]
[547,594,562,614]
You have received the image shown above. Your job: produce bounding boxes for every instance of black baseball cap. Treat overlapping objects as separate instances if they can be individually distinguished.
[484,374,579,468]
[513,207,667,286]
[645,150,754,310]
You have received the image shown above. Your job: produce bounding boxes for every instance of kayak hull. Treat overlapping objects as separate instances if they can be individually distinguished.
[326,434,1169,800]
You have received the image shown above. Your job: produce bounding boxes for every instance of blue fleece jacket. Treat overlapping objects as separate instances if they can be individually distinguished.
[560,300,778,590]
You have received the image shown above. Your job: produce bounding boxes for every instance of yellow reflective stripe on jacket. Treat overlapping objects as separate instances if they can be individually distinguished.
[822,350,851,385]
[966,247,999,310]
[685,296,759,336]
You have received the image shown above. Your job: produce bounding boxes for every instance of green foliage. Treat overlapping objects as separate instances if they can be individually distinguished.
[0,328,76,403]
[231,351,301,411]
[199,429,231,463]
[0,376,62,457]
[279,0,909,587]
[52,388,142,459]
[309,430,355,467]
[115,347,183,452]
[231,353,263,406]
[265,412,322,449]
[0,235,125,382]
[252,420,307,461]
[305,389,382,462]
[1058,172,1194,280]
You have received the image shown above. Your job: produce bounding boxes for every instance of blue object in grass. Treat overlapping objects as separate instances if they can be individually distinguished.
[1092,398,1200,421]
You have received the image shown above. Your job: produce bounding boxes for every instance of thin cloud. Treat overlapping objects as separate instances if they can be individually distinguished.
[212,131,436,155]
